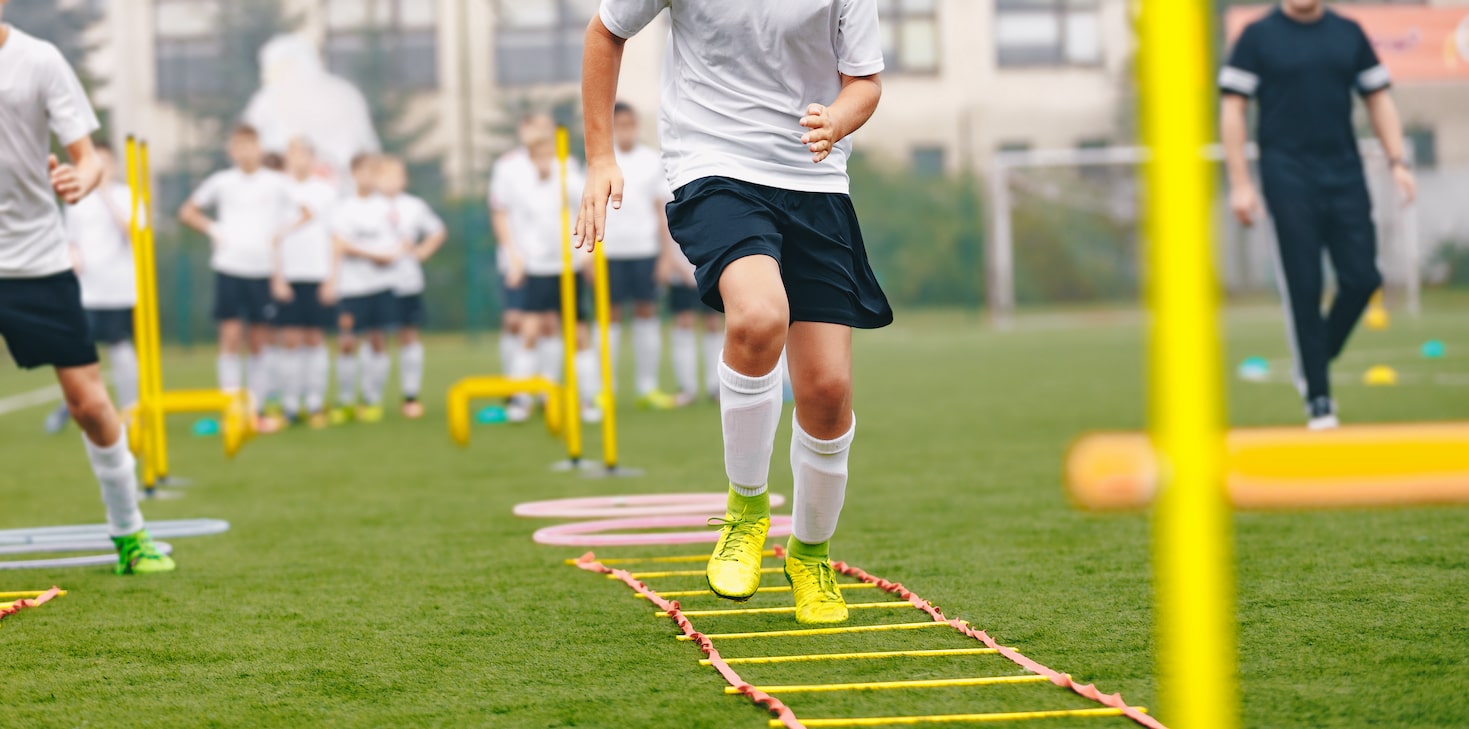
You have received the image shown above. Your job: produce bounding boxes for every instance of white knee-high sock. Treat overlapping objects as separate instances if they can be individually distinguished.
[537,338,565,383]
[718,357,784,496]
[671,328,698,396]
[359,348,389,406]
[632,318,661,396]
[400,342,425,400]
[703,331,722,396]
[84,431,144,537]
[245,354,269,412]
[336,349,359,405]
[108,342,139,410]
[265,345,286,402]
[374,350,392,404]
[217,354,243,393]
[499,330,517,373]
[306,345,330,413]
[790,414,855,545]
[510,339,538,380]
[576,348,601,402]
[280,347,305,416]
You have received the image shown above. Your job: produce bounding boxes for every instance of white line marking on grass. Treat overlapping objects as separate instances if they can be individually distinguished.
[0,385,61,416]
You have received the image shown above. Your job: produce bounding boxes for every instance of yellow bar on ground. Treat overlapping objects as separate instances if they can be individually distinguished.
[639,583,878,599]
[614,567,781,580]
[731,674,1049,695]
[658,601,912,618]
[570,550,776,566]
[0,590,68,600]
[679,621,961,641]
[704,647,1002,666]
[555,127,582,464]
[774,707,1144,727]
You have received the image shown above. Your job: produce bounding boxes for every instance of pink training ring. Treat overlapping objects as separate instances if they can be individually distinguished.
[514,493,786,519]
[533,514,794,547]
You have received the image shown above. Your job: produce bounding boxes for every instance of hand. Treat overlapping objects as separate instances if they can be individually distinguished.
[1392,164,1417,205]
[50,155,86,204]
[655,255,674,286]
[506,256,527,289]
[319,280,337,306]
[371,251,398,266]
[271,276,294,303]
[1229,182,1261,227]
[575,156,625,252]
[800,103,841,164]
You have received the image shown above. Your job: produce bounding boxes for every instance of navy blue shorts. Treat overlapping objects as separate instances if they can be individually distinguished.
[665,176,892,329]
[500,275,527,312]
[213,273,275,324]
[607,256,658,304]
[668,284,716,315]
[0,271,99,369]
[524,275,589,319]
[396,293,425,329]
[275,282,336,329]
[340,290,397,332]
[86,308,135,344]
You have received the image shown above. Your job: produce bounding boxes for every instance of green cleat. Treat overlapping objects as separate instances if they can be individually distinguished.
[706,487,770,601]
[784,537,847,625]
[111,530,176,575]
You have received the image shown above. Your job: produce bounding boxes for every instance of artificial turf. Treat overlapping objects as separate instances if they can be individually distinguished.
[2,298,1466,728]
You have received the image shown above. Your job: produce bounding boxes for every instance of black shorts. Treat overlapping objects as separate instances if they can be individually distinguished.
[213,273,275,324]
[668,284,716,315]
[339,290,398,332]
[86,308,135,344]
[665,176,892,329]
[500,275,527,312]
[607,256,658,304]
[275,282,336,329]
[0,271,99,369]
[396,293,425,329]
[523,275,590,318]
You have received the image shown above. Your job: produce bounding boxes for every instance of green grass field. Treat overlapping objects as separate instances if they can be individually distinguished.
[3,299,1467,728]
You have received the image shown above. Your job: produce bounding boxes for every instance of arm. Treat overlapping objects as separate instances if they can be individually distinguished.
[1220,94,1260,227]
[50,137,102,205]
[576,15,628,250]
[178,200,217,238]
[1364,90,1416,204]
[800,73,882,164]
[322,236,344,305]
[415,229,448,263]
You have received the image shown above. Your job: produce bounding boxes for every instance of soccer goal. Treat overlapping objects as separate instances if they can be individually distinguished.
[985,141,1422,326]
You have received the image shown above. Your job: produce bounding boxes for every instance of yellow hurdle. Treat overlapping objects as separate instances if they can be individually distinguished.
[656,601,913,618]
[776,707,1144,727]
[704,647,1002,667]
[446,375,564,446]
[638,583,878,599]
[731,674,1050,695]
[571,550,776,566]
[555,127,583,467]
[613,567,781,580]
[679,621,962,641]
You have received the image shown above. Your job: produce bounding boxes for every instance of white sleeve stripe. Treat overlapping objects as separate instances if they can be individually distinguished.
[1218,66,1259,96]
[1357,64,1392,92]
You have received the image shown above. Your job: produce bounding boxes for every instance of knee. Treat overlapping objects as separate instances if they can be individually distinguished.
[798,370,852,412]
[724,302,787,356]
[68,390,115,431]
[1341,268,1383,298]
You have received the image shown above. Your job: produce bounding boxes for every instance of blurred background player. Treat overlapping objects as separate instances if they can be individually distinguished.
[328,153,398,424]
[489,114,555,380]
[600,101,675,408]
[0,8,172,574]
[502,131,601,424]
[380,155,447,419]
[665,232,724,406]
[43,142,138,434]
[272,137,338,428]
[179,124,304,433]
[1221,0,1416,430]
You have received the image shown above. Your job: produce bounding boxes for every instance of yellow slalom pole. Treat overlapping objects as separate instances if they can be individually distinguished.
[657,601,912,618]
[568,550,776,566]
[611,566,781,580]
[124,138,156,489]
[678,621,962,641]
[776,707,1143,728]
[638,582,878,599]
[1141,1,1235,727]
[704,647,1002,667]
[138,141,169,482]
[556,127,583,467]
[731,674,1049,695]
[591,222,618,470]
[0,590,67,600]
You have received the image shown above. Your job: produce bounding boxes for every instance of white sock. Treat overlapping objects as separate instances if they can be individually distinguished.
[265,345,286,402]
[499,330,516,373]
[84,431,145,537]
[245,354,269,412]
[400,341,425,400]
[510,339,538,380]
[671,328,698,396]
[306,345,330,413]
[790,414,855,545]
[537,338,564,383]
[108,341,139,410]
[719,357,784,497]
[607,322,622,387]
[359,348,389,406]
[280,347,305,416]
[576,348,601,403]
[336,349,359,405]
[217,354,242,393]
[703,331,722,396]
[632,318,661,396]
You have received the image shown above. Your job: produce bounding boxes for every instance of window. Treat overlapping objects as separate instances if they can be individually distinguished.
[995,0,1101,68]
[495,0,600,87]
[155,0,224,101]
[911,146,946,176]
[325,0,439,91]
[876,0,939,73]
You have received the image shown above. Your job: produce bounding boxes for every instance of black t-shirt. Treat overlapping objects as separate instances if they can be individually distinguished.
[1220,8,1390,180]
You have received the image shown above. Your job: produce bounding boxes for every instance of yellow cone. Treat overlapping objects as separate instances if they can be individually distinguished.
[1364,365,1398,386]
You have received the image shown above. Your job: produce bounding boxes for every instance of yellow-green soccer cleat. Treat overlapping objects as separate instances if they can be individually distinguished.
[328,406,355,426]
[356,404,385,423]
[705,488,770,601]
[111,529,176,575]
[784,537,848,625]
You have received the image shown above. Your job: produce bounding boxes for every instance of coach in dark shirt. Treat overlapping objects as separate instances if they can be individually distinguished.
[1220,0,1416,430]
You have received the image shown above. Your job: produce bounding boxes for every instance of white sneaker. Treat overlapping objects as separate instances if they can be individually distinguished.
[506,398,532,423]
[581,403,604,424]
[1306,396,1338,431]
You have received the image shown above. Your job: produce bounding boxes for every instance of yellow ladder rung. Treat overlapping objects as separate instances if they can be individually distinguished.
[679,621,962,641]
[0,590,66,600]
[640,583,878,599]
[772,707,1146,727]
[703,647,1003,666]
[568,550,776,566]
[613,567,782,579]
[658,601,912,618]
[730,674,1049,694]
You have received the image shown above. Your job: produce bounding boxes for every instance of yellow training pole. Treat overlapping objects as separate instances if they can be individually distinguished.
[138,142,169,483]
[778,707,1142,728]
[678,621,962,641]
[124,138,156,489]
[731,674,1049,695]
[590,225,619,470]
[1141,1,1235,727]
[556,127,583,466]
[704,647,1002,667]
[0,590,68,600]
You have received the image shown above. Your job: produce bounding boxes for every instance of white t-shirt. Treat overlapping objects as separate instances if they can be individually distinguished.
[68,182,136,309]
[489,148,534,274]
[330,193,398,298]
[386,193,446,296]
[0,26,101,278]
[599,0,884,195]
[279,176,338,283]
[602,144,672,261]
[504,164,588,277]
[189,167,298,278]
